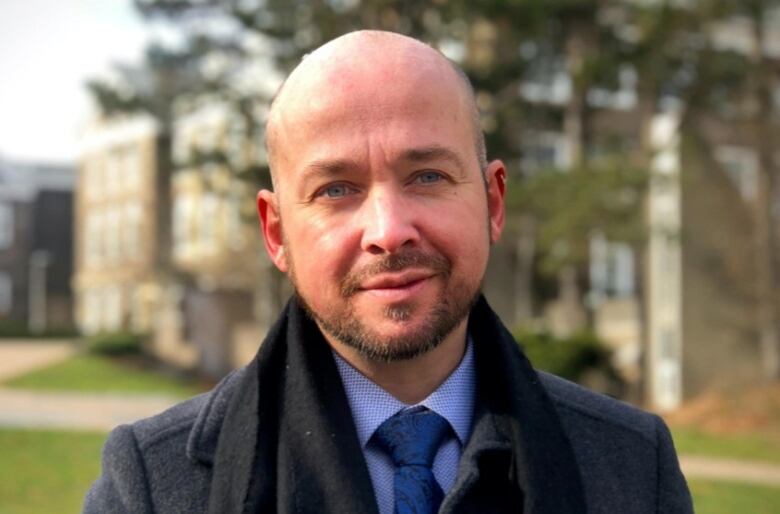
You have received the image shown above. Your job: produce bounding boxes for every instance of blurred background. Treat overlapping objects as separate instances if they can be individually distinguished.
[1,0,780,512]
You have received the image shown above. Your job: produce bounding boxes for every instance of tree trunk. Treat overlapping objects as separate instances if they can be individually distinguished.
[563,22,591,169]
[557,265,586,336]
[513,215,536,324]
[555,21,594,332]
[634,83,659,405]
[749,5,780,380]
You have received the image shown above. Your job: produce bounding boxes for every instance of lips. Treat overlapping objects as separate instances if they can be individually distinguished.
[339,251,451,298]
[359,269,435,291]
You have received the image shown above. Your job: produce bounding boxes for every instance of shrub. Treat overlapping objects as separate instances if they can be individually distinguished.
[0,320,31,338]
[86,331,144,356]
[0,319,79,339]
[513,328,620,385]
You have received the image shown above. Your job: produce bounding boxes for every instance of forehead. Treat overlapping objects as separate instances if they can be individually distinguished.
[274,36,462,119]
[269,56,474,181]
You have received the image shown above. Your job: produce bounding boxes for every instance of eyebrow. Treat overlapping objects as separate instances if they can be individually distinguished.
[302,158,359,178]
[399,145,467,172]
[297,159,361,195]
[299,145,468,185]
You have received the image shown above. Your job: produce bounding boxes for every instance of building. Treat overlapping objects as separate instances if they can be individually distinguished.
[159,101,277,377]
[74,114,166,337]
[0,158,75,333]
[74,98,287,378]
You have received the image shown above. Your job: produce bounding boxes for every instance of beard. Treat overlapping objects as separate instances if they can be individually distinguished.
[290,249,481,363]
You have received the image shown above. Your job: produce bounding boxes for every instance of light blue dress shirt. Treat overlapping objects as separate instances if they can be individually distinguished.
[332,339,476,514]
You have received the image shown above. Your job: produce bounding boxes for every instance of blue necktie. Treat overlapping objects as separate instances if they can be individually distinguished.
[374,409,451,514]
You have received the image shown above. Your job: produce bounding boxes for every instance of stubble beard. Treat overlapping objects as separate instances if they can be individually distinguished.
[289,250,481,363]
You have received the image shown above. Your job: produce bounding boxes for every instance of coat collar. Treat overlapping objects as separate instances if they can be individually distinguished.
[190,295,587,514]
[185,368,246,466]
[467,296,587,513]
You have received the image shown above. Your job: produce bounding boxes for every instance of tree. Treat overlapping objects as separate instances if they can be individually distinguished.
[87,43,203,277]
[740,0,780,378]
[118,1,656,320]
[627,0,780,380]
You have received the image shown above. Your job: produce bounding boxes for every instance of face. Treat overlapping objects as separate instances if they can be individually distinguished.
[258,55,505,362]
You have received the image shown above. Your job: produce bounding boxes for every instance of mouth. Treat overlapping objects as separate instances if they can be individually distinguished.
[357,270,436,300]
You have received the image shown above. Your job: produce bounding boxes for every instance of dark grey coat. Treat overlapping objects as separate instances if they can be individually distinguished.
[83,297,692,514]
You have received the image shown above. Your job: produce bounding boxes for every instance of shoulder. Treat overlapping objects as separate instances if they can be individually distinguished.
[535,372,693,513]
[129,366,246,461]
[127,391,208,449]
[537,370,663,447]
[83,368,247,513]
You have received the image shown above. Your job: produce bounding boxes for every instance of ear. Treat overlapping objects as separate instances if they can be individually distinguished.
[257,189,288,272]
[485,159,506,244]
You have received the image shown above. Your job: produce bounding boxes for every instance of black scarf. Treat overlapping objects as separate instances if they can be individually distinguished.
[207,296,586,513]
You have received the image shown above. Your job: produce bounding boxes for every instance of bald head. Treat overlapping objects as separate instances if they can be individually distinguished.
[265,31,486,186]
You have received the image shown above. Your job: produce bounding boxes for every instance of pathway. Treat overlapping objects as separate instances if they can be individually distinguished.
[0,340,77,381]
[679,455,780,487]
[0,340,180,431]
[0,388,181,431]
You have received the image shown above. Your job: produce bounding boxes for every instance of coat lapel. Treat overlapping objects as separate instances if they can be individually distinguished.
[208,298,378,514]
[207,302,288,514]
[275,301,379,513]
[469,296,587,514]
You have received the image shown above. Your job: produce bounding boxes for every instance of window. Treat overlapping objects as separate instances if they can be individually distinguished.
[84,159,103,201]
[81,288,102,335]
[199,193,220,253]
[587,66,638,111]
[521,65,571,106]
[173,127,192,165]
[104,148,127,197]
[0,203,13,249]
[104,286,123,331]
[104,208,121,264]
[122,147,142,192]
[173,195,195,258]
[715,145,758,201]
[122,202,143,259]
[521,131,571,172]
[131,285,151,333]
[590,234,635,301]
[85,213,103,267]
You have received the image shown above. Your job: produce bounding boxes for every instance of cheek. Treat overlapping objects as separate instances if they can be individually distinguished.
[425,204,490,267]
[288,218,357,286]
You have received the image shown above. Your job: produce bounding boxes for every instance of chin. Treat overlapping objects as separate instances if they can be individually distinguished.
[331,309,465,363]
[296,283,480,363]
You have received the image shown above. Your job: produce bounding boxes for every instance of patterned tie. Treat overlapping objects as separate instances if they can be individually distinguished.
[374,409,451,514]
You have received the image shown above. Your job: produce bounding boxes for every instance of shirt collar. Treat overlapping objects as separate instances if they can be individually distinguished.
[332,337,476,448]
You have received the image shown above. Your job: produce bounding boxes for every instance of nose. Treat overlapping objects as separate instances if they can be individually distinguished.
[360,188,420,254]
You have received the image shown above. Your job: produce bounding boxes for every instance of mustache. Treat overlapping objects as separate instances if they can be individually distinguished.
[340,250,451,297]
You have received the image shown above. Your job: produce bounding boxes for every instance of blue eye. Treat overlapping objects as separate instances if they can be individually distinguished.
[416,171,443,184]
[318,183,356,198]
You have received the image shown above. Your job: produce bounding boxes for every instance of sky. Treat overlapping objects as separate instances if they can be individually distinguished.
[0,0,167,164]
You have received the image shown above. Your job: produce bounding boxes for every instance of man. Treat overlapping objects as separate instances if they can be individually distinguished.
[84,31,692,514]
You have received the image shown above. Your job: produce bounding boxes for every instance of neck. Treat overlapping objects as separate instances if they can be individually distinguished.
[325,319,469,404]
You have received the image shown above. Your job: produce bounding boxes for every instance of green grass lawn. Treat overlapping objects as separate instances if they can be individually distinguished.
[690,480,780,514]
[0,428,107,514]
[671,427,780,464]
[1,353,208,398]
